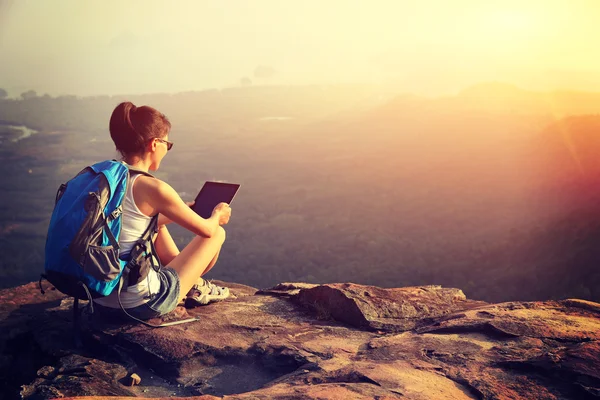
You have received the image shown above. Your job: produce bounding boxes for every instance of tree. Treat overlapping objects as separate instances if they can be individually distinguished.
[0,88,7,99]
[20,90,37,100]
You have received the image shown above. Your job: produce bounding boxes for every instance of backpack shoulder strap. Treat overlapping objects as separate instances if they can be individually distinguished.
[118,159,159,256]
[116,160,156,178]
[118,160,163,286]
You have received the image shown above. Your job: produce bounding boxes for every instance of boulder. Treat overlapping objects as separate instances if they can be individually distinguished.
[290,283,486,332]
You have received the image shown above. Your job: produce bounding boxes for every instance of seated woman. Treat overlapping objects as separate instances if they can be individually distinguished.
[93,101,231,320]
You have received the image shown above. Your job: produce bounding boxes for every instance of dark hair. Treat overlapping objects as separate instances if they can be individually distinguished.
[109,102,171,157]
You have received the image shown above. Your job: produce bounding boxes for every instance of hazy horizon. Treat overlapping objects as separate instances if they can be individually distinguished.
[2,1,600,304]
[2,0,600,97]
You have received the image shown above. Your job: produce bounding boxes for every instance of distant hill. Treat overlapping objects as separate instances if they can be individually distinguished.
[370,82,600,119]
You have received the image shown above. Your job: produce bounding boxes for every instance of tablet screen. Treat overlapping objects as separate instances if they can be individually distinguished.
[191,182,240,219]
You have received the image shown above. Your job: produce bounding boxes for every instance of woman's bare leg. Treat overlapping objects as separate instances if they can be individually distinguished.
[154,225,180,266]
[166,226,226,301]
[202,249,221,277]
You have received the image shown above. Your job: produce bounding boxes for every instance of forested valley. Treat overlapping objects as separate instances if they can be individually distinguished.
[1,83,600,303]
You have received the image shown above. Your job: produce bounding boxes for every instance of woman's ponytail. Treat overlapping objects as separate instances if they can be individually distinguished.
[109,101,170,158]
[124,102,137,134]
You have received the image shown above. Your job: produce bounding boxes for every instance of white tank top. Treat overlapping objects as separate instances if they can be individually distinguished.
[94,173,161,309]
[119,174,153,257]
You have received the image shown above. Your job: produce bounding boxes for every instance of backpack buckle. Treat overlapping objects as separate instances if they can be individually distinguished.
[110,205,122,220]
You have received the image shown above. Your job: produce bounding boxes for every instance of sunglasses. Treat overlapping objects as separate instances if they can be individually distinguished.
[155,138,174,151]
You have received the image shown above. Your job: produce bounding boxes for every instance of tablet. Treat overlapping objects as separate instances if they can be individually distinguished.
[191,181,240,219]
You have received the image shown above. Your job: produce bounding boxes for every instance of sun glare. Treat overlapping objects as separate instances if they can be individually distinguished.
[492,11,531,31]
[470,6,539,40]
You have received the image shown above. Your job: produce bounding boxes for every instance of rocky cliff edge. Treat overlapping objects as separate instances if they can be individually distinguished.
[1,281,599,399]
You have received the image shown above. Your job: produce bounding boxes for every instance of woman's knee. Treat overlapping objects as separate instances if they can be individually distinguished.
[215,226,226,243]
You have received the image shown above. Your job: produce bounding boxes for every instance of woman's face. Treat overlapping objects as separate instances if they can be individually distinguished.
[148,133,171,171]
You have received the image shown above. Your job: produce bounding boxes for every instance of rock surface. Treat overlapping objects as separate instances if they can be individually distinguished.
[1,281,599,399]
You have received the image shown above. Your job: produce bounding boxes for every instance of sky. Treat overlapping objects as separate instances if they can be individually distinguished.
[1,0,600,97]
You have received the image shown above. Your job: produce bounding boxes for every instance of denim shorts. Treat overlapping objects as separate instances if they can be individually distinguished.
[94,267,181,321]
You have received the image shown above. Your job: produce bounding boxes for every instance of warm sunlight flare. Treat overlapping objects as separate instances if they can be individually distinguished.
[558,119,586,175]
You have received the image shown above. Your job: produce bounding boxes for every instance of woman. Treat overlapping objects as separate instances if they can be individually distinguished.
[93,101,231,320]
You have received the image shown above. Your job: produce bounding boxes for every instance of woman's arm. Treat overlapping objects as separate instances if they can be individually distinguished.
[156,213,172,227]
[157,201,195,227]
[136,176,230,238]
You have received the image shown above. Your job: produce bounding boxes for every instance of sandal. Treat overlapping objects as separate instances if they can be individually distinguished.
[185,279,230,307]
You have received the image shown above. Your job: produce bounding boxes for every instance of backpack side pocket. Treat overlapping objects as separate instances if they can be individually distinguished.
[83,244,121,281]
[69,192,103,265]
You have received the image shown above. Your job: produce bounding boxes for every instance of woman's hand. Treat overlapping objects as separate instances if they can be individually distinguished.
[212,202,231,225]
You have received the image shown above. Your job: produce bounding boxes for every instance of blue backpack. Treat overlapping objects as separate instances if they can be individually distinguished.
[42,160,196,329]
